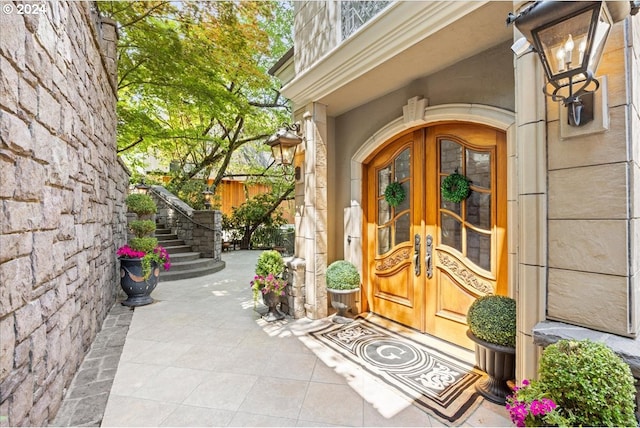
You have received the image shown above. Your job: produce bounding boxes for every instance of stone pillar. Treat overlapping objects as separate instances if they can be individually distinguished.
[302,105,329,319]
[512,15,548,381]
[283,257,306,319]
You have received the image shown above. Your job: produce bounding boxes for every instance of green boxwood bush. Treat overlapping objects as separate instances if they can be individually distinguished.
[129,237,159,254]
[129,220,156,238]
[326,260,360,290]
[537,339,637,427]
[466,295,516,348]
[125,193,157,216]
[255,250,284,277]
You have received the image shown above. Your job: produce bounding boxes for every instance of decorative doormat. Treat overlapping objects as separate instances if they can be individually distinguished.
[306,317,484,424]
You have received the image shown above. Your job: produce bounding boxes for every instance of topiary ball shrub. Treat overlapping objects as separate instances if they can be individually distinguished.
[538,339,637,427]
[125,193,157,216]
[129,220,156,238]
[255,250,285,277]
[467,295,516,348]
[326,260,360,290]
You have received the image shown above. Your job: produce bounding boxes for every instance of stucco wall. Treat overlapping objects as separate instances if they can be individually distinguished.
[329,41,515,260]
[0,2,126,425]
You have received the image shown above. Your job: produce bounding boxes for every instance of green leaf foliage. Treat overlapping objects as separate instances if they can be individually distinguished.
[255,250,284,277]
[466,295,516,348]
[125,193,157,216]
[326,261,360,290]
[537,340,637,427]
[129,220,156,238]
[129,237,159,253]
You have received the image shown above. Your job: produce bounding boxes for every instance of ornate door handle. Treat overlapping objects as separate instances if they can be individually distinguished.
[414,233,421,276]
[425,234,433,279]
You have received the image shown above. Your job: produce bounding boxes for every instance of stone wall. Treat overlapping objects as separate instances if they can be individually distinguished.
[0,2,126,425]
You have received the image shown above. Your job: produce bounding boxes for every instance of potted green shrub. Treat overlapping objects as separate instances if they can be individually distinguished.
[251,250,286,321]
[117,193,170,306]
[506,339,636,427]
[466,294,516,404]
[326,260,360,323]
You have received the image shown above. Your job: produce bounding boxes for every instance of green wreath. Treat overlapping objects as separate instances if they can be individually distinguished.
[441,172,471,203]
[384,181,406,208]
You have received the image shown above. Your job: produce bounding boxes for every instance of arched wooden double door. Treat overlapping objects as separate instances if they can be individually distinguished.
[363,123,507,349]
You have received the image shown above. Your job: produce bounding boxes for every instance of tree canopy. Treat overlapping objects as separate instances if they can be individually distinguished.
[101,1,296,245]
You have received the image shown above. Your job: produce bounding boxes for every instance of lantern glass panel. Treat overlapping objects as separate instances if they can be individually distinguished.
[280,145,297,165]
[536,9,593,78]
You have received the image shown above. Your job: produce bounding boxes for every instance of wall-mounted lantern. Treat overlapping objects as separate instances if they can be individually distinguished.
[134,181,150,194]
[508,1,630,126]
[265,123,302,166]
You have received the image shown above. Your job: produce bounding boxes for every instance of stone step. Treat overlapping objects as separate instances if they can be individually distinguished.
[156,238,185,247]
[155,233,179,241]
[159,260,226,282]
[161,244,193,254]
[155,228,172,235]
[166,257,221,272]
[168,252,202,263]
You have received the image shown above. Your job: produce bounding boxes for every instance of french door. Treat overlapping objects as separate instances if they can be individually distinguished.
[363,124,507,349]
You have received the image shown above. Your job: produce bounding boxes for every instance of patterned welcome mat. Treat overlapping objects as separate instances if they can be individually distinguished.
[306,317,484,424]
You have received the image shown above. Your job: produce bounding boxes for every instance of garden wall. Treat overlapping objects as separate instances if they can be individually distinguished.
[0,2,126,425]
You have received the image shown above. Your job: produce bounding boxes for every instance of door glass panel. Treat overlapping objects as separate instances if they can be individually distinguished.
[395,213,410,245]
[395,149,411,180]
[440,139,462,174]
[466,191,491,230]
[378,226,390,254]
[378,167,391,196]
[396,181,410,212]
[467,229,491,271]
[378,199,390,224]
[440,213,462,252]
[466,150,491,189]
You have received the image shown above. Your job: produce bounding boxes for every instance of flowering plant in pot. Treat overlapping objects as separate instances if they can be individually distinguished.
[506,339,636,427]
[117,193,170,306]
[251,250,286,321]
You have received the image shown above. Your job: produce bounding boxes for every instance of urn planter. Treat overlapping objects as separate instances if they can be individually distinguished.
[120,258,159,307]
[328,288,360,323]
[262,291,285,322]
[467,330,515,404]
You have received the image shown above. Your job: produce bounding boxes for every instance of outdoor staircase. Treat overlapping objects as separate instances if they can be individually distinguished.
[155,224,224,281]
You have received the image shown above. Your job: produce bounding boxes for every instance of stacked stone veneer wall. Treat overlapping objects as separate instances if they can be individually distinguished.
[150,186,222,261]
[0,2,126,426]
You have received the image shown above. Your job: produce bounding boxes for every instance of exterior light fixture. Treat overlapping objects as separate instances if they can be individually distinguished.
[134,181,150,194]
[265,123,302,166]
[509,1,614,126]
[201,187,214,210]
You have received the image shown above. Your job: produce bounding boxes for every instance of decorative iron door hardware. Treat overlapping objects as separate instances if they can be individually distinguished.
[414,234,421,276]
[425,234,433,279]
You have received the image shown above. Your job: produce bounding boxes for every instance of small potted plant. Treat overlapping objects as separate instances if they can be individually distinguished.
[326,260,360,323]
[466,294,516,404]
[117,193,170,306]
[506,339,637,427]
[251,250,287,321]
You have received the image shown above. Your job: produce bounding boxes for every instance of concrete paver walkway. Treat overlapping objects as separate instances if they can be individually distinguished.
[59,250,512,427]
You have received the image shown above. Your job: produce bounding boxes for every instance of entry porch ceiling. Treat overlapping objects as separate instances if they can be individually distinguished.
[281,1,514,117]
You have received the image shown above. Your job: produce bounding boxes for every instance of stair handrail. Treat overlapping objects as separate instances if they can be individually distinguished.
[149,185,216,231]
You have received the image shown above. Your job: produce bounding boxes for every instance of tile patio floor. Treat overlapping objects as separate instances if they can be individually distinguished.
[72,250,513,427]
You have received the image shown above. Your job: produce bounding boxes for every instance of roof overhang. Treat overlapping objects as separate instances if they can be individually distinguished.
[280,1,514,117]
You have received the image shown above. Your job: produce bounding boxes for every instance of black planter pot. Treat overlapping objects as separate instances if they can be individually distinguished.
[467,330,515,404]
[119,258,159,307]
[262,291,285,322]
